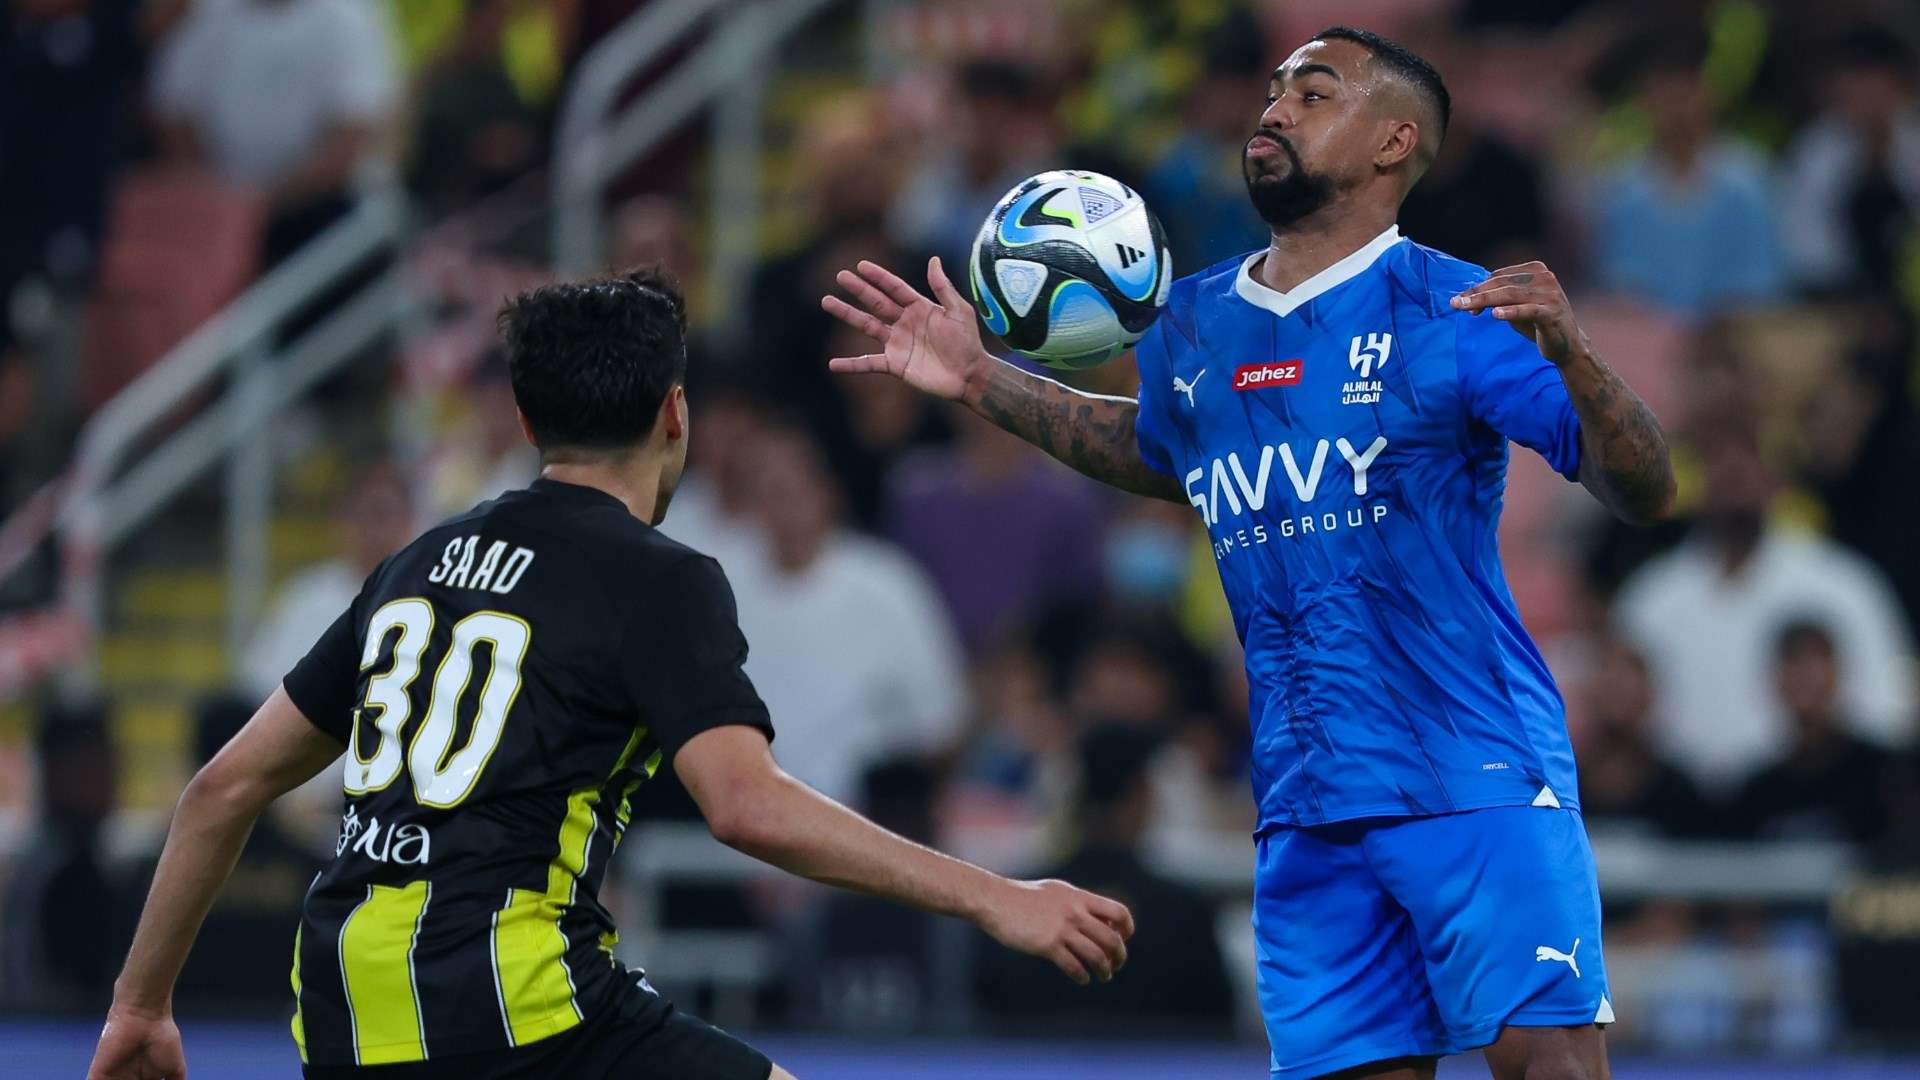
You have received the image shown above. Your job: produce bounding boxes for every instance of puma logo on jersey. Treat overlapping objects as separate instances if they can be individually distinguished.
[1173,369,1206,407]
[1535,938,1581,978]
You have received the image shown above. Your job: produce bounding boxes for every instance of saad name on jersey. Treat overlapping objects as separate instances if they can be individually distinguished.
[426,534,537,594]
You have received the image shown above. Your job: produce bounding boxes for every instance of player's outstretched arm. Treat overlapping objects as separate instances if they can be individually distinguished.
[676,725,1135,985]
[1452,262,1676,524]
[822,257,1186,503]
[87,687,344,1080]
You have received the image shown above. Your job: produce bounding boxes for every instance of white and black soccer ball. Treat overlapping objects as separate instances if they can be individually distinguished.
[969,170,1171,370]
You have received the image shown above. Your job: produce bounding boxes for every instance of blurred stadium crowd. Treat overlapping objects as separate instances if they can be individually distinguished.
[4,0,1920,1059]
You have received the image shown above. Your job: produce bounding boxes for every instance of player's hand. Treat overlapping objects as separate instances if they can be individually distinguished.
[86,1002,187,1080]
[976,877,1135,985]
[1449,261,1590,365]
[821,256,989,402]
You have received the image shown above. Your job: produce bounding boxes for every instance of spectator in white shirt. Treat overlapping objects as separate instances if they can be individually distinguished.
[1615,426,1916,789]
[728,423,968,804]
[1779,24,1920,294]
[151,0,398,262]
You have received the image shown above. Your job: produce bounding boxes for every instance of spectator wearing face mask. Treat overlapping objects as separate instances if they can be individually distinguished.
[1101,500,1199,610]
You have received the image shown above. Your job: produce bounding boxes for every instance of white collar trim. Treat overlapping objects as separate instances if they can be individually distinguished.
[1233,225,1404,318]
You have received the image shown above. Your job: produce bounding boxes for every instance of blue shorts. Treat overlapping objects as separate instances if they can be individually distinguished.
[1253,805,1612,1078]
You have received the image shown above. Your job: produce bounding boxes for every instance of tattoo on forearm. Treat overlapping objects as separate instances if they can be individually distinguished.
[973,362,1186,502]
[1569,351,1674,524]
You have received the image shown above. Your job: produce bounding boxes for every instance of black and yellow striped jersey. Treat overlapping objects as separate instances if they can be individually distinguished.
[280,478,773,1067]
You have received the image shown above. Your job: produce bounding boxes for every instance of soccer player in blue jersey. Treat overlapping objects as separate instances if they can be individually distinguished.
[823,25,1673,1080]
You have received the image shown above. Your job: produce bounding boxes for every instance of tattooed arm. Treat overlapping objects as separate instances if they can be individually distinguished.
[821,256,1185,502]
[964,359,1186,501]
[1558,348,1677,524]
[1451,262,1676,524]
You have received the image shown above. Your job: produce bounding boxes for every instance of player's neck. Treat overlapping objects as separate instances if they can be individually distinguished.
[538,460,663,525]
[1257,208,1400,295]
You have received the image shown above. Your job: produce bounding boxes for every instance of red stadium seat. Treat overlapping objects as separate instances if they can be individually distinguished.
[80,168,264,411]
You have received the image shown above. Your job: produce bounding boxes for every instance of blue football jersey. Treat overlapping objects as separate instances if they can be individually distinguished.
[1134,227,1585,830]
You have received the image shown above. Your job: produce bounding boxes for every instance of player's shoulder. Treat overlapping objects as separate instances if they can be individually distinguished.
[1170,251,1252,299]
[1158,251,1259,348]
[548,500,722,582]
[1169,251,1256,310]
[417,483,721,583]
[1381,238,1495,317]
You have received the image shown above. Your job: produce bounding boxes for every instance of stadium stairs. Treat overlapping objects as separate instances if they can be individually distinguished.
[99,447,351,815]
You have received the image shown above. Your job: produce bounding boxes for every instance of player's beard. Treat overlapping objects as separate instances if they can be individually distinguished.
[1243,134,1335,229]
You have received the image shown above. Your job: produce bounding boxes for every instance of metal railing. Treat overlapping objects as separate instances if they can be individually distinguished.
[0,192,410,683]
[1,0,848,691]
[553,0,840,354]
[553,0,733,270]
[611,821,1871,1035]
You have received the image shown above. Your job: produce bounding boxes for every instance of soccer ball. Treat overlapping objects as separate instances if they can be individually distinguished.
[969,170,1171,370]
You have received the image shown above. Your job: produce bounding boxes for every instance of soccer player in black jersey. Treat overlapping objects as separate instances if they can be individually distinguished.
[87,269,1134,1080]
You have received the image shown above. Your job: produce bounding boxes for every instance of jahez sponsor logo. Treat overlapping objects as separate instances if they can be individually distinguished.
[1232,360,1303,391]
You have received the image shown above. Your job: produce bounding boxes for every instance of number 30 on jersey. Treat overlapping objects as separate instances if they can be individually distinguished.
[344,598,529,806]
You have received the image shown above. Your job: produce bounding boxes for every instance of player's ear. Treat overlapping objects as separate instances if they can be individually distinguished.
[515,407,539,450]
[1376,118,1421,171]
[660,384,688,442]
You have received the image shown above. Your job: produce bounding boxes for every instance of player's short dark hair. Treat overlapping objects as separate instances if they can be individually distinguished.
[497,266,688,455]
[1313,25,1451,137]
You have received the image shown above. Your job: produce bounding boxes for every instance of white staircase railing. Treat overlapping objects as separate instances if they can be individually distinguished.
[553,0,840,355]
[2,0,845,694]
[0,191,408,689]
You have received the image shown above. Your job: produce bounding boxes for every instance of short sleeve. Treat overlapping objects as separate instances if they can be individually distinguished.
[282,607,360,743]
[622,555,774,762]
[1454,312,1583,480]
[1131,318,1179,478]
